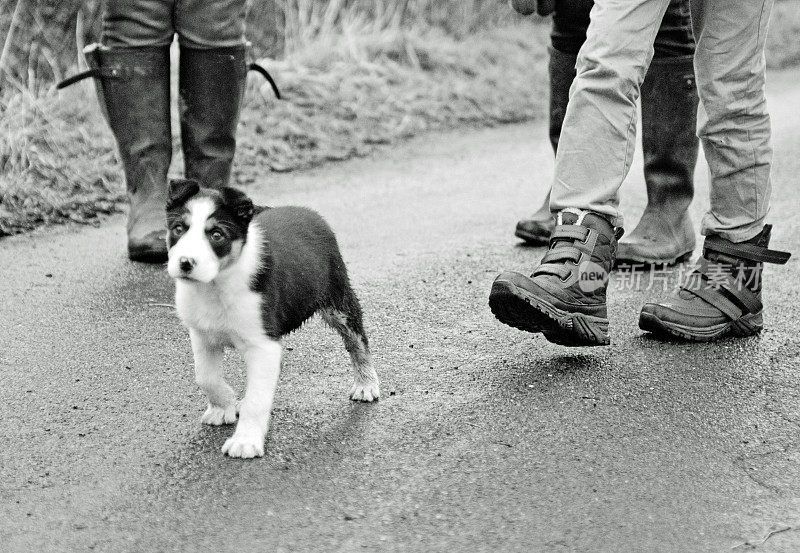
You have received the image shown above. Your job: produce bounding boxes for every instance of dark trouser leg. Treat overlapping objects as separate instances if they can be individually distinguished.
[514,0,590,245]
[515,47,578,244]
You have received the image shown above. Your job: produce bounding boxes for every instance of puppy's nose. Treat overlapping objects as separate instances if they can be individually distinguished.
[179,257,195,273]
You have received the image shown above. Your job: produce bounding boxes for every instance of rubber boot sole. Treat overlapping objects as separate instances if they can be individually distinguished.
[128,245,168,264]
[489,278,610,347]
[614,249,693,268]
[638,310,763,342]
[128,231,168,264]
[514,227,550,247]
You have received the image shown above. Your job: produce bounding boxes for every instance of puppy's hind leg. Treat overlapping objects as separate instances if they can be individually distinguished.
[189,328,237,425]
[321,298,380,402]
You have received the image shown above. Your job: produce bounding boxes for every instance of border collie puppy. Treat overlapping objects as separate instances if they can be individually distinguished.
[165,179,380,459]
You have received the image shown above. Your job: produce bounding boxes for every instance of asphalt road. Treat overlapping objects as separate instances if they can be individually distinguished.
[2,69,800,552]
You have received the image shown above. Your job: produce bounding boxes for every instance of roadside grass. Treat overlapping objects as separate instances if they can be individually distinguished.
[234,23,550,181]
[2,4,800,237]
[0,21,550,236]
[0,90,120,235]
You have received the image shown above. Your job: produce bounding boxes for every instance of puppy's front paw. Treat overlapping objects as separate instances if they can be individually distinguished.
[222,431,265,459]
[349,380,380,402]
[200,404,238,426]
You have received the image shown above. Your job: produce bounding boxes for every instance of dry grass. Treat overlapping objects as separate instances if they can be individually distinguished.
[0,20,550,236]
[0,89,120,235]
[235,23,549,180]
[256,0,516,51]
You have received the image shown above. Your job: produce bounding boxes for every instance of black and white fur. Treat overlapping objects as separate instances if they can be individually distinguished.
[165,179,379,459]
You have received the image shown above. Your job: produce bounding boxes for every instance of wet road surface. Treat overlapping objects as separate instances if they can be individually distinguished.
[2,70,800,552]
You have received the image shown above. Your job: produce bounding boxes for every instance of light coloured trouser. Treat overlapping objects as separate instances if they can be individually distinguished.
[551,0,774,242]
[103,0,247,48]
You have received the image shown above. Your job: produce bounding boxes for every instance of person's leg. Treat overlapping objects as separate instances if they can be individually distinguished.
[513,50,577,245]
[550,0,670,220]
[515,0,588,245]
[694,0,772,241]
[490,0,670,346]
[93,0,174,262]
[616,0,699,264]
[102,0,174,48]
[176,0,249,189]
[639,0,791,341]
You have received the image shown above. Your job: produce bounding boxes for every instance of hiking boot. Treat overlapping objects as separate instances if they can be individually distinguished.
[179,44,248,189]
[617,56,699,266]
[491,208,622,347]
[83,44,172,263]
[515,47,576,246]
[639,225,790,341]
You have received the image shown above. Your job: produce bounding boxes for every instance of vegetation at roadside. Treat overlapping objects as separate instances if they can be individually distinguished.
[0,6,550,236]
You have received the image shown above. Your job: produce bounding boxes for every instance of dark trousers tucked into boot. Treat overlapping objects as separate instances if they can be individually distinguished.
[514,47,575,245]
[616,55,699,265]
[179,45,247,190]
[89,45,172,263]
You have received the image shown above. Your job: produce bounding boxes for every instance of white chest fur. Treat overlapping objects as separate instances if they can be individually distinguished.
[176,279,263,344]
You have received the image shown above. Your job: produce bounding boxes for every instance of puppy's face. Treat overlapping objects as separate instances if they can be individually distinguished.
[166,179,255,283]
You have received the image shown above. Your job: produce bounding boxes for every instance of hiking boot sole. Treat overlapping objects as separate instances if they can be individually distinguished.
[638,310,763,342]
[489,278,610,347]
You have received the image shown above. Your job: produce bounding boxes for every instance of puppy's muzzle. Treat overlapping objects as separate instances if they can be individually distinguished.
[179,257,196,274]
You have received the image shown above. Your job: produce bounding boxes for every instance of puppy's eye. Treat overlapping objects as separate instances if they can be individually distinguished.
[209,229,225,242]
[172,224,186,236]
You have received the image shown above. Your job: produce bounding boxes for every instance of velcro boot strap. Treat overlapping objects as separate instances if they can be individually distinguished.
[550,225,589,243]
[534,264,571,280]
[680,259,763,318]
[541,247,581,265]
[704,227,790,265]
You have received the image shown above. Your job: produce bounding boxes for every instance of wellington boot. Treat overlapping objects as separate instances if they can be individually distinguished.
[179,45,247,189]
[617,56,699,266]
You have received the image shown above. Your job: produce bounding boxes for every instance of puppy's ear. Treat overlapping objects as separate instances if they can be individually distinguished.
[221,187,255,225]
[167,179,200,210]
